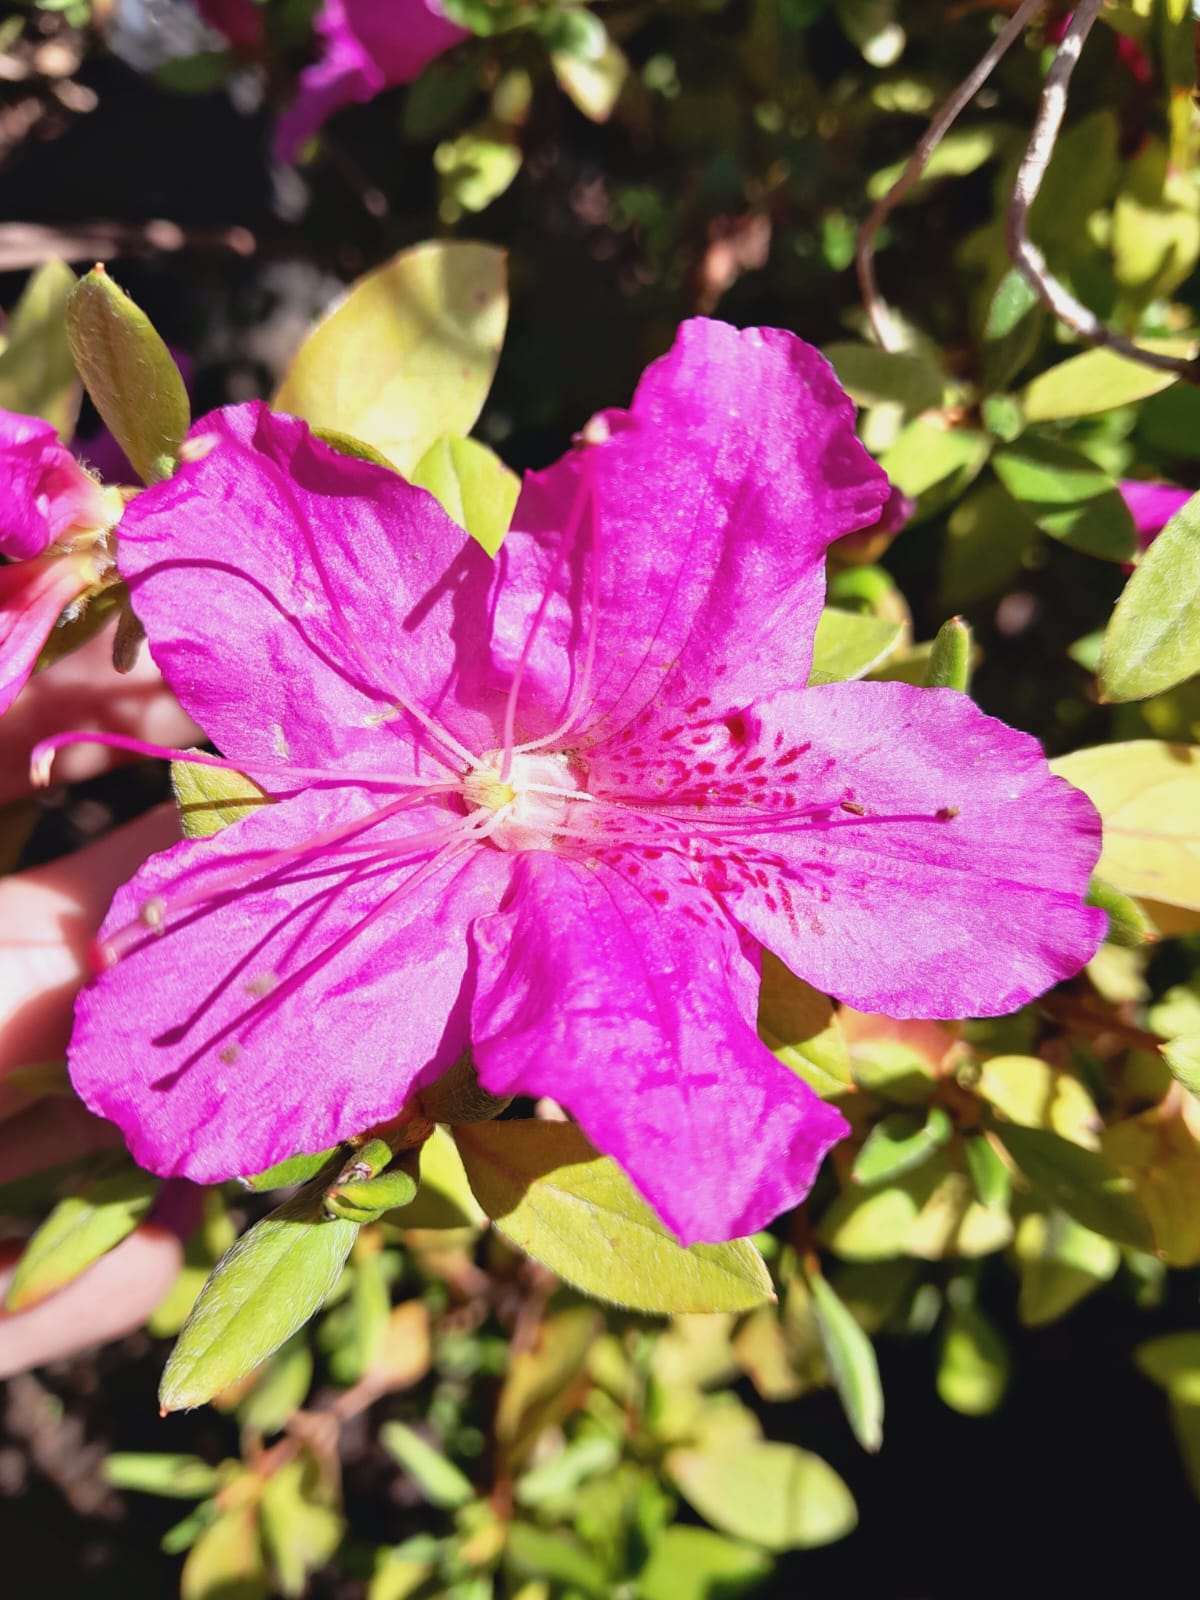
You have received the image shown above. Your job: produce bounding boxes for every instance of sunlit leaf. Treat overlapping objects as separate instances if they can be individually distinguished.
[1163,1034,1200,1099]
[936,1303,1009,1416]
[410,433,519,556]
[171,757,271,841]
[996,1123,1152,1250]
[6,1163,159,1310]
[637,1526,772,1600]
[808,608,904,685]
[807,1271,884,1451]
[0,259,80,435]
[456,1121,774,1313]
[1020,344,1186,422]
[667,1436,857,1550]
[181,1501,268,1600]
[274,241,507,475]
[1102,1108,1200,1265]
[104,1452,222,1500]
[379,1422,475,1509]
[1099,491,1200,702]
[1014,1211,1119,1327]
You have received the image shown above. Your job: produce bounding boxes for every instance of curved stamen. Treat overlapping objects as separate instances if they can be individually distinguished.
[499,455,596,784]
[29,730,462,795]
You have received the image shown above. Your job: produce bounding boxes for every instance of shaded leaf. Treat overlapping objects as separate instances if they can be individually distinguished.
[758,953,851,1095]
[995,1123,1152,1250]
[274,241,507,475]
[851,1107,951,1187]
[637,1526,772,1600]
[993,436,1137,561]
[171,757,271,841]
[936,1303,1009,1416]
[1163,1034,1200,1099]
[941,480,1036,607]
[456,1121,774,1313]
[821,342,944,416]
[1014,1211,1119,1327]
[0,259,79,434]
[181,1503,268,1600]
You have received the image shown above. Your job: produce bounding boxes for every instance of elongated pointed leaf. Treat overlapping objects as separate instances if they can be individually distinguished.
[455,1121,774,1313]
[807,1271,884,1451]
[0,259,79,434]
[274,241,507,475]
[66,266,190,484]
[1020,344,1186,422]
[160,1190,358,1411]
[1099,490,1200,701]
[379,1422,474,1509]
[6,1165,159,1310]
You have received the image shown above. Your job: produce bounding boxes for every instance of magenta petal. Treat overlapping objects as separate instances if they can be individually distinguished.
[470,852,849,1246]
[274,0,467,162]
[679,680,1106,1018]
[0,553,91,715]
[0,406,106,561]
[116,402,500,778]
[1119,480,1192,548]
[489,319,890,747]
[69,786,513,1181]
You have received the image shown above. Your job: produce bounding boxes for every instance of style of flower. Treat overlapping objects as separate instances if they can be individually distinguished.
[0,407,121,715]
[274,0,468,163]
[54,321,1105,1245]
[1119,479,1192,550]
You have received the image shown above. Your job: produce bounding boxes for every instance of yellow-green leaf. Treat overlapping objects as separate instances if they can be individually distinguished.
[410,434,519,557]
[181,1503,268,1600]
[758,953,850,1095]
[1014,1211,1119,1327]
[974,1055,1102,1149]
[455,1120,774,1313]
[1050,741,1200,911]
[171,756,271,840]
[6,1164,159,1310]
[274,241,507,475]
[807,1271,884,1451]
[936,1303,1009,1416]
[0,259,79,435]
[1098,491,1200,702]
[1020,343,1187,422]
[808,608,904,685]
[667,1437,856,1551]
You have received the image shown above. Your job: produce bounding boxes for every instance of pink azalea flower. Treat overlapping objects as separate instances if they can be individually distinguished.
[0,407,118,714]
[1119,479,1192,549]
[274,0,469,164]
[55,321,1104,1245]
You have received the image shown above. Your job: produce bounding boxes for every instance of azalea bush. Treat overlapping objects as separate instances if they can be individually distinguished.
[2,1,1200,1596]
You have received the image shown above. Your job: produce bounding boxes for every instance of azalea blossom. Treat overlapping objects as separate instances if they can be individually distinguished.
[274,0,468,164]
[0,407,121,715]
[1119,479,1192,549]
[51,321,1104,1245]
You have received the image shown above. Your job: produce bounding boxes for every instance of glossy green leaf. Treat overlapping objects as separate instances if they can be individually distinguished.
[1099,490,1200,701]
[410,434,519,556]
[936,1304,1009,1416]
[171,757,271,840]
[807,1271,884,1451]
[880,421,990,521]
[808,608,904,685]
[758,952,851,1095]
[851,1107,952,1187]
[379,1422,475,1509]
[455,1120,774,1312]
[104,1453,221,1500]
[1051,742,1200,911]
[1020,344,1185,422]
[993,436,1137,561]
[65,266,190,484]
[637,1526,772,1600]
[821,342,944,416]
[923,617,972,691]
[668,1437,856,1551]
[994,1123,1152,1249]
[7,1164,159,1310]
[1163,1034,1200,1098]
[0,259,79,434]
[273,241,507,475]
[160,1190,359,1411]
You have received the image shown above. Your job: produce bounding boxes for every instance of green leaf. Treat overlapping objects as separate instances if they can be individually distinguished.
[1163,1034,1200,1098]
[667,1437,856,1551]
[379,1422,475,1509]
[880,421,990,520]
[505,1523,611,1598]
[181,1503,268,1600]
[273,241,507,475]
[103,1452,221,1500]
[259,1454,344,1598]
[410,434,520,556]
[807,1271,884,1452]
[1135,1332,1200,1403]
[455,1121,774,1313]
[171,757,271,840]
[241,1147,341,1193]
[1050,741,1200,912]
[821,342,944,416]
[941,480,1036,608]
[435,123,522,216]
[1099,490,1200,701]
[851,1108,952,1187]
[6,1164,159,1310]
[867,126,1000,200]
[65,266,190,484]
[552,31,628,122]
[1014,1211,1119,1327]
[993,1123,1152,1250]
[237,1333,314,1436]
[936,1303,1009,1416]
[496,1307,602,1469]
[160,1189,359,1411]
[0,259,80,434]
[923,617,972,692]
[1020,344,1185,423]
[963,1134,1012,1210]
[981,269,1044,393]
[388,1124,487,1229]
[757,952,851,1095]
[808,608,904,685]
[637,1526,772,1600]
[1087,874,1157,947]
[993,436,1137,561]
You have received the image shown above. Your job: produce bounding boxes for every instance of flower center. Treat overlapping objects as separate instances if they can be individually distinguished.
[462,749,587,852]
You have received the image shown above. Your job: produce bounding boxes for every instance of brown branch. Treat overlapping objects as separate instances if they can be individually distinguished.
[1005,0,1200,381]
[0,220,256,271]
[856,0,1045,352]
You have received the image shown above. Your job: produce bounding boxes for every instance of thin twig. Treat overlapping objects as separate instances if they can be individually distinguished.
[1006,0,1200,381]
[856,0,1045,351]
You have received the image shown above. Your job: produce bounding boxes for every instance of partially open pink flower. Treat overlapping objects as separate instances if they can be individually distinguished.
[274,0,468,163]
[1,407,109,563]
[0,407,119,714]
[1119,479,1192,549]
[58,321,1104,1244]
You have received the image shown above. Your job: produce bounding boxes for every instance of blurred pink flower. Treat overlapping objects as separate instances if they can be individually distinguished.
[60,321,1104,1244]
[1119,479,1192,550]
[275,0,468,162]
